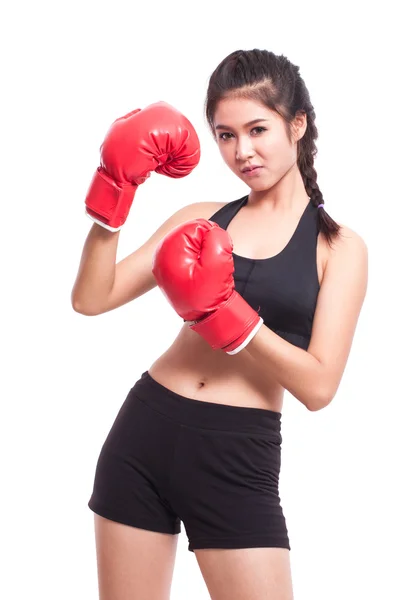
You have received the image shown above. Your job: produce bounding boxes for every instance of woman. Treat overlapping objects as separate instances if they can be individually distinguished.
[72,49,368,600]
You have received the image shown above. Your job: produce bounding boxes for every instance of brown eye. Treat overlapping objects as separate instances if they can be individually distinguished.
[251,127,267,135]
[218,132,233,141]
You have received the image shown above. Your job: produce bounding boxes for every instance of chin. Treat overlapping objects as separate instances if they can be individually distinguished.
[247,181,269,190]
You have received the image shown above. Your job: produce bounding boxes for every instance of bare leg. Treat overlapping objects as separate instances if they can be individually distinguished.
[194,547,294,600]
[93,514,179,600]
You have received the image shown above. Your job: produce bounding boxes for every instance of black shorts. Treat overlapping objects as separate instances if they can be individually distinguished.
[88,371,290,553]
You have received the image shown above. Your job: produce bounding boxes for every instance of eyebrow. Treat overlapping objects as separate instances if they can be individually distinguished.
[214,118,270,130]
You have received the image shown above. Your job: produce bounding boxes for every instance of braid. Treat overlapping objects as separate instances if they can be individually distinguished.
[297,105,341,246]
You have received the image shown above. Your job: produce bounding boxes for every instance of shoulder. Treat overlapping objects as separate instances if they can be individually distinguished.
[144,200,227,242]
[181,200,227,220]
[318,222,367,276]
[164,200,227,224]
[330,223,368,256]
[323,222,368,288]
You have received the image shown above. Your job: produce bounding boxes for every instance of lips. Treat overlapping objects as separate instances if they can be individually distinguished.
[241,165,262,173]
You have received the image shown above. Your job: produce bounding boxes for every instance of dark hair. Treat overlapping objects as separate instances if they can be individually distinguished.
[205,48,341,246]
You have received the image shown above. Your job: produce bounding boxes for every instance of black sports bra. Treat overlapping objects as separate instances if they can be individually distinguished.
[209,195,321,350]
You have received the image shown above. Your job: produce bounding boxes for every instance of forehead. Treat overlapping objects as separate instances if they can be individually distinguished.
[214,97,276,127]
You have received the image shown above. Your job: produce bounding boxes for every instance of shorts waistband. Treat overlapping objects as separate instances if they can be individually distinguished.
[132,371,282,437]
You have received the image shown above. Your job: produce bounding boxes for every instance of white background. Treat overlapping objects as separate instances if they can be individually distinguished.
[1,1,399,598]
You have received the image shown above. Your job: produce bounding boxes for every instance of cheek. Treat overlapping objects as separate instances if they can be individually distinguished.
[258,133,281,154]
[262,139,293,166]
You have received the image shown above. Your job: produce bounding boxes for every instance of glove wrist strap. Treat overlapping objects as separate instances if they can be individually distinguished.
[189,291,263,353]
[85,167,138,230]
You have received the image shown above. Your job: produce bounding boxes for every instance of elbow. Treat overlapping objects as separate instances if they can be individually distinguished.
[307,401,329,412]
[307,388,335,412]
[71,297,100,316]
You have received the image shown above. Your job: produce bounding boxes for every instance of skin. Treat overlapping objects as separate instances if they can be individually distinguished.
[149,97,368,414]
[91,97,368,600]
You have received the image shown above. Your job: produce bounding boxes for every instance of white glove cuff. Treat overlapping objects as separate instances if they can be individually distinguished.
[85,209,122,232]
[225,317,264,355]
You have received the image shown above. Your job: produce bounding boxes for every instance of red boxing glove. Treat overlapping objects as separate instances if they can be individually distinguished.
[85,102,201,232]
[152,219,264,354]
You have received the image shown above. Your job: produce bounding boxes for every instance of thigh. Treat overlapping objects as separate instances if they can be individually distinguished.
[194,547,294,600]
[93,514,179,600]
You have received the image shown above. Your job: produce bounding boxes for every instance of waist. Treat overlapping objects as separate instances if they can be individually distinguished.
[148,327,284,412]
[134,370,282,438]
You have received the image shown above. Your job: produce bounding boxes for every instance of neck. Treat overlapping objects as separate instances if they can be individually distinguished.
[247,162,309,215]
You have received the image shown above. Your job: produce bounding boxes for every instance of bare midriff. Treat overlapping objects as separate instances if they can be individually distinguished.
[148,325,285,413]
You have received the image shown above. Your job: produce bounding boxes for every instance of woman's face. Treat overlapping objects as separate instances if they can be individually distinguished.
[213,97,304,191]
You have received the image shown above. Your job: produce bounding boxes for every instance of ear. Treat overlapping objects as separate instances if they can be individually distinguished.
[291,110,307,142]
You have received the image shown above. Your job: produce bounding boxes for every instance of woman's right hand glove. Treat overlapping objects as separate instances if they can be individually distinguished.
[84,101,201,232]
[152,219,264,355]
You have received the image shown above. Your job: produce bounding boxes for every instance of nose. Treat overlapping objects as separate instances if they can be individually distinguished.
[235,135,256,161]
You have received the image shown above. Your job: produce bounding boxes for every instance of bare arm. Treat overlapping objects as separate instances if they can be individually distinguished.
[71,201,225,316]
[71,224,120,315]
[244,226,368,411]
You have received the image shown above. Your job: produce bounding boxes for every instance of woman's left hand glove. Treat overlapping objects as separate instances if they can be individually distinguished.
[151,218,263,354]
